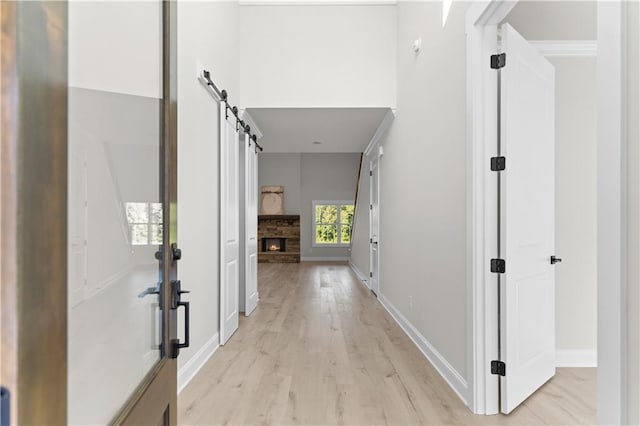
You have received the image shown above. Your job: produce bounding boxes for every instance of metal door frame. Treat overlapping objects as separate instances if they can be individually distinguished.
[0,1,179,424]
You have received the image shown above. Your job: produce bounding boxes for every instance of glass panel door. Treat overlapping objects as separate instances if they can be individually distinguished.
[67,1,174,423]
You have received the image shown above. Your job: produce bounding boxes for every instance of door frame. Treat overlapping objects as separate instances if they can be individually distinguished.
[1,2,69,423]
[466,0,631,421]
[1,1,179,423]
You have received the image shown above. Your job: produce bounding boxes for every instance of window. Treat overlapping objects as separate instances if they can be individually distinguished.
[313,201,355,246]
[125,202,163,246]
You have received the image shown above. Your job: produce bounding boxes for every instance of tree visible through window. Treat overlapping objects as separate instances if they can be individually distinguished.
[313,201,355,246]
[125,202,163,245]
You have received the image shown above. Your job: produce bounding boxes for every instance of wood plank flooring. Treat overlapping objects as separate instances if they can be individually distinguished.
[178,262,596,425]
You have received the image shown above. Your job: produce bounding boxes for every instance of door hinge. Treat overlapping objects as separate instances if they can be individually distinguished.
[370,238,373,244]
[491,53,506,69]
[370,272,373,278]
[491,156,506,171]
[490,258,506,273]
[491,360,506,376]
[370,171,373,177]
[370,204,373,210]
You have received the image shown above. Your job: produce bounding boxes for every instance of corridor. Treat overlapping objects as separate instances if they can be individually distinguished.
[178,263,595,425]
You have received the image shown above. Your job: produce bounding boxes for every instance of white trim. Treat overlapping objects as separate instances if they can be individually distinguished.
[178,333,220,394]
[239,109,264,140]
[301,256,349,262]
[556,350,598,368]
[468,0,628,420]
[597,2,627,424]
[363,108,395,157]
[348,260,370,289]
[378,293,469,405]
[528,40,597,58]
[466,0,516,415]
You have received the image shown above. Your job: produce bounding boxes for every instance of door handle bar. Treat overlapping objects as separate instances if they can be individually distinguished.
[171,301,190,358]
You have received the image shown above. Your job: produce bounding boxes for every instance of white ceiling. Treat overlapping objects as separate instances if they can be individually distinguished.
[503,1,596,41]
[246,107,390,153]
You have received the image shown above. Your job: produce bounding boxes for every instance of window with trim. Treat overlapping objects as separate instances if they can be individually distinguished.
[313,201,355,246]
[125,202,163,246]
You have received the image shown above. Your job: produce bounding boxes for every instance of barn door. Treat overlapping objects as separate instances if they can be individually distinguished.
[498,23,557,414]
[244,135,259,316]
[220,106,240,345]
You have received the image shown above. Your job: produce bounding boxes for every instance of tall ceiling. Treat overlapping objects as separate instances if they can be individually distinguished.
[247,107,390,153]
[503,1,597,41]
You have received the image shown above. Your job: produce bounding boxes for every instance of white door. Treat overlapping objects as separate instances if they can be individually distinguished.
[220,108,240,345]
[370,157,380,296]
[244,135,259,316]
[499,23,556,414]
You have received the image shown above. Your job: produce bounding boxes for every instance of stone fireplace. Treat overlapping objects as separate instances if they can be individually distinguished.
[258,215,300,263]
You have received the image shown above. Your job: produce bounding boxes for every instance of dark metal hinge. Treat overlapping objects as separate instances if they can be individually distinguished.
[491,156,506,171]
[370,272,373,278]
[370,171,373,176]
[491,360,506,376]
[370,205,373,210]
[491,258,506,274]
[491,53,506,69]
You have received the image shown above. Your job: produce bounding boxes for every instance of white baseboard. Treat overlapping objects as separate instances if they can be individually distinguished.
[348,260,370,289]
[178,333,220,394]
[377,294,468,405]
[301,256,350,262]
[556,350,597,367]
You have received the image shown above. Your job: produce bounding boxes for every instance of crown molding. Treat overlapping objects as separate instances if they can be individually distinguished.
[239,0,396,5]
[529,40,598,57]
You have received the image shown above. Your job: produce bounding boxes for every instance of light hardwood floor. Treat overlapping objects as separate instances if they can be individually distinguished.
[179,262,596,425]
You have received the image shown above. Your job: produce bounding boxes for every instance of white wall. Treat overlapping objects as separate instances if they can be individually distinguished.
[258,153,360,259]
[626,1,640,421]
[238,5,396,108]
[375,1,470,382]
[350,153,371,279]
[69,1,162,98]
[176,0,239,383]
[551,56,598,359]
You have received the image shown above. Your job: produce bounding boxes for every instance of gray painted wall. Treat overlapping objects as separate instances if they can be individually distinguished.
[258,153,361,260]
[258,153,301,215]
[374,1,470,378]
[176,0,239,378]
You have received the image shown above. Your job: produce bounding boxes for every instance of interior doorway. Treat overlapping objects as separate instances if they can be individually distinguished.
[370,155,381,296]
[466,0,604,417]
